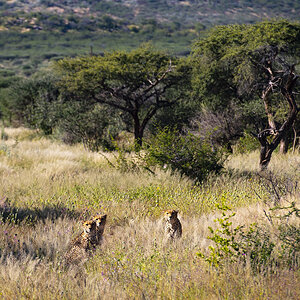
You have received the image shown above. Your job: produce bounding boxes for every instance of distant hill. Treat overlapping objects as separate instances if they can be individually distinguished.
[0,0,299,78]
[1,0,299,33]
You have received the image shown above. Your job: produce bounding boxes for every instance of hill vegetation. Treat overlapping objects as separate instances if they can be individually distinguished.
[2,0,300,28]
[0,0,300,78]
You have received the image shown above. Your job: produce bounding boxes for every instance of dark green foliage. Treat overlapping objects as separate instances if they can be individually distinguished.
[150,97,197,134]
[0,71,22,124]
[3,71,126,150]
[8,73,60,134]
[191,20,300,109]
[144,127,225,182]
[191,20,300,157]
[58,102,125,151]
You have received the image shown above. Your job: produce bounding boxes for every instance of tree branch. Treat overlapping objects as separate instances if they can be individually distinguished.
[144,60,173,95]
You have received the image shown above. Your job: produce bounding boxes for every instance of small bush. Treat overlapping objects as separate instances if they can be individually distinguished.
[197,202,300,272]
[234,132,260,154]
[197,204,275,271]
[144,128,225,182]
[197,203,245,267]
[272,202,300,269]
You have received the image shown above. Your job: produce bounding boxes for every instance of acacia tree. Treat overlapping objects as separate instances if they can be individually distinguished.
[192,20,300,169]
[55,45,190,147]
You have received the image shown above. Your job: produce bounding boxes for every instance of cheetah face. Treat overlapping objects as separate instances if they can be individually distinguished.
[93,214,107,228]
[82,220,97,234]
[164,210,178,222]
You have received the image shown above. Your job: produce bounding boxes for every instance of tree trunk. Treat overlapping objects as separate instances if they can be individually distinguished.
[279,136,288,154]
[258,68,298,170]
[133,113,143,148]
[132,106,159,149]
[264,97,277,130]
[292,125,298,153]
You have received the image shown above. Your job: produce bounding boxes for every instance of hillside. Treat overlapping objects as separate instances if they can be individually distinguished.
[0,0,300,79]
[1,0,300,29]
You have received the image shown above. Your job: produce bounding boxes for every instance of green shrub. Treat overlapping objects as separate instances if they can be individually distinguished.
[197,202,300,272]
[272,202,300,269]
[8,73,60,134]
[144,128,225,182]
[234,132,260,154]
[197,203,245,267]
[196,204,275,271]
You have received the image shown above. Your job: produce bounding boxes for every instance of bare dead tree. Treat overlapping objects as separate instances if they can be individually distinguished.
[251,47,299,170]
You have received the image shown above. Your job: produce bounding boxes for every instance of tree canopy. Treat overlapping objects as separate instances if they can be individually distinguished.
[55,45,190,146]
[192,20,300,106]
[191,20,300,168]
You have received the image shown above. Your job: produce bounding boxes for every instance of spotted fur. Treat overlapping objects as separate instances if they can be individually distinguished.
[164,210,182,239]
[64,219,97,264]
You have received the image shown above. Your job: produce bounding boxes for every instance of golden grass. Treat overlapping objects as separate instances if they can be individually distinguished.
[0,128,299,299]
[226,150,300,177]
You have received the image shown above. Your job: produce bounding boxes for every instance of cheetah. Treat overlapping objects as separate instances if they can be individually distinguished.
[64,219,98,265]
[92,214,107,245]
[164,210,182,239]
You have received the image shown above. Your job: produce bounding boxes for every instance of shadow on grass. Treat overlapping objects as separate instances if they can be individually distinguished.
[0,199,80,225]
[223,168,258,179]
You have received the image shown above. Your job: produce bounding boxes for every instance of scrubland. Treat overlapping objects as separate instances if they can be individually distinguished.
[0,128,299,299]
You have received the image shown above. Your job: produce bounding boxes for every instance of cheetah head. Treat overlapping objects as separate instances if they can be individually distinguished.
[164,210,178,223]
[82,219,97,234]
[93,214,107,229]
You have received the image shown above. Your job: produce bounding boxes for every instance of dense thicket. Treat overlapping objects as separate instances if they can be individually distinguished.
[1,20,299,179]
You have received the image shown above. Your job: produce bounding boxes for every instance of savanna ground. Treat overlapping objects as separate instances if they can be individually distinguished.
[0,127,299,299]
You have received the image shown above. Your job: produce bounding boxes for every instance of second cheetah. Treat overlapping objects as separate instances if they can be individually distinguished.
[92,214,107,245]
[164,210,182,239]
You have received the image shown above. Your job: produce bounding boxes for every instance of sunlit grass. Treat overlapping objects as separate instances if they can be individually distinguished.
[226,149,300,178]
[0,128,299,299]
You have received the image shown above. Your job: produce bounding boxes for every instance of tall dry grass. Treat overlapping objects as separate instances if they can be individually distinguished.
[0,128,299,299]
